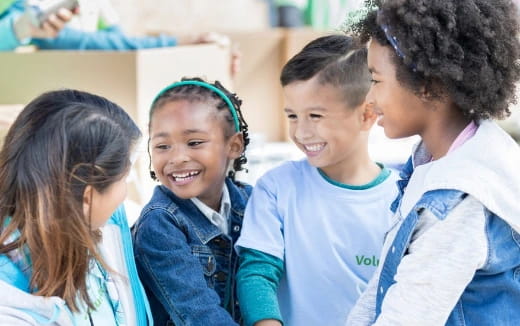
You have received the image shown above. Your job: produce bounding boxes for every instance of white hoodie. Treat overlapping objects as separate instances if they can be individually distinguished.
[347,120,520,325]
[0,280,73,325]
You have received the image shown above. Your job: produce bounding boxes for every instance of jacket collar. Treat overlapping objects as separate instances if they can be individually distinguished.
[159,178,249,244]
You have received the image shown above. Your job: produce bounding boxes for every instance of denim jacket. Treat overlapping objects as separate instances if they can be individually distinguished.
[132,178,252,326]
[374,121,520,325]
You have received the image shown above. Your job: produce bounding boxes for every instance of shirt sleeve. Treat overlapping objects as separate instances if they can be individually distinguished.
[0,11,22,51]
[235,176,285,260]
[237,248,284,326]
[132,208,237,326]
[374,196,488,325]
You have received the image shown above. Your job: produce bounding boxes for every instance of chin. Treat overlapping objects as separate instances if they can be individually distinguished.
[307,157,327,168]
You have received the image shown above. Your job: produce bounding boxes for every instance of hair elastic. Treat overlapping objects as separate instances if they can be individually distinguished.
[151,80,241,132]
[380,22,417,72]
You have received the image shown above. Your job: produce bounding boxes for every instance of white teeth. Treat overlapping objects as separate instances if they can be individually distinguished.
[304,143,325,152]
[171,171,199,180]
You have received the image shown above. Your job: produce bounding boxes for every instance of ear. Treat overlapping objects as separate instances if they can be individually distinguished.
[227,132,244,160]
[83,185,93,218]
[359,100,377,131]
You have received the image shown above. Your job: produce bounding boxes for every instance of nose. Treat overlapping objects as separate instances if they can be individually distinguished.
[293,119,313,142]
[168,146,190,165]
[365,86,375,106]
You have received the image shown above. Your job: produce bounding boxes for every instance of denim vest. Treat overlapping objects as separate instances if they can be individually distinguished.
[132,178,252,326]
[375,158,520,325]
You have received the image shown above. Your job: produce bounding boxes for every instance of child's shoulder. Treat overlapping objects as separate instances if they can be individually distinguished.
[259,158,312,182]
[137,186,183,222]
[226,177,253,200]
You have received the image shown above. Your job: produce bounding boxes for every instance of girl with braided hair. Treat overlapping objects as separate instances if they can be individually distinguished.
[132,77,251,325]
[347,0,520,325]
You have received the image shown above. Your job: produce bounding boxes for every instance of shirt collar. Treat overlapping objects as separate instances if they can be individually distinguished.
[190,184,231,235]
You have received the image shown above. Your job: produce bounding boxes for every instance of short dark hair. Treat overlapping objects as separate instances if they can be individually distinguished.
[280,34,371,109]
[349,0,520,120]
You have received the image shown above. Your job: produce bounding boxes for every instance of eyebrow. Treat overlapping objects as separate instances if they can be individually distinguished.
[284,107,327,113]
[151,132,169,139]
[151,129,208,139]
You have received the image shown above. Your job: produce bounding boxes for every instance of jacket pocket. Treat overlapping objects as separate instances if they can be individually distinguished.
[191,245,216,287]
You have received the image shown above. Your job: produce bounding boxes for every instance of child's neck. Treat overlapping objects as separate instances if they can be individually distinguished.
[197,190,223,212]
[421,104,472,161]
[320,150,381,186]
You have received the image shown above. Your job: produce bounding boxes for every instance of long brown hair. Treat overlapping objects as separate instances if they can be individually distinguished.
[0,90,141,311]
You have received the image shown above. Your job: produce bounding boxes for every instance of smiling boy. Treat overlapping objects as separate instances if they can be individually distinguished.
[235,35,399,326]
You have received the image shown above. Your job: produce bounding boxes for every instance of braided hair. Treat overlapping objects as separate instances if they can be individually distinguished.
[149,77,249,180]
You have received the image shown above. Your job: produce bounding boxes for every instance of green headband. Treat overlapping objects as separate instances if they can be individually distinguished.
[151,80,241,132]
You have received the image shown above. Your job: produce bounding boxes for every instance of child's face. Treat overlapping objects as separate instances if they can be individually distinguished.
[283,76,374,175]
[86,173,129,230]
[149,100,242,210]
[366,39,430,139]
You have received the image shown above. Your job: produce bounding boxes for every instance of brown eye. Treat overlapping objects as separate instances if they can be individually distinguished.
[187,140,204,147]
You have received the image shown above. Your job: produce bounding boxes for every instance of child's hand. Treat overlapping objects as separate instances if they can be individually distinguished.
[14,8,74,41]
[254,320,282,326]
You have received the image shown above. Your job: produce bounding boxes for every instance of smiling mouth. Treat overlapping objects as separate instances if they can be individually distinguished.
[302,142,326,156]
[168,170,201,185]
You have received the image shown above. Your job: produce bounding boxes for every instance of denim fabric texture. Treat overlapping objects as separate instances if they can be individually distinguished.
[132,178,251,326]
[377,158,520,325]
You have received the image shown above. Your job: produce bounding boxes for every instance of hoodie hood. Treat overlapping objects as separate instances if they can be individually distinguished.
[0,280,73,325]
[400,120,520,232]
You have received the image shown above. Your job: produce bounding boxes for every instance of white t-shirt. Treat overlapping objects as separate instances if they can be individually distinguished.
[236,159,399,326]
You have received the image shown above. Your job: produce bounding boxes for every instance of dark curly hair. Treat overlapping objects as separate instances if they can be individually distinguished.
[149,77,249,180]
[348,0,520,120]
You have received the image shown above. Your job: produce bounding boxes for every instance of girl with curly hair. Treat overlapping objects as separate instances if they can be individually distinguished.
[346,0,520,325]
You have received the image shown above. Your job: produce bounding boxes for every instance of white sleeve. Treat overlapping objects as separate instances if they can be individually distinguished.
[346,265,379,325]
[235,175,285,260]
[374,196,488,325]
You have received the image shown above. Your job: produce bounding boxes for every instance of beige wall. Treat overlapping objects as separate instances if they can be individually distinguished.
[110,0,270,35]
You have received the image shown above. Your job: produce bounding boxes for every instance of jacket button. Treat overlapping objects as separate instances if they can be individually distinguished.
[380,286,384,294]
[392,246,396,253]
[214,271,228,282]
[233,225,241,232]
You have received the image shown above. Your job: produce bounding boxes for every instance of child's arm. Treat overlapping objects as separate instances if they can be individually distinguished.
[31,26,177,50]
[133,209,238,326]
[235,172,287,326]
[237,247,284,326]
[374,196,488,325]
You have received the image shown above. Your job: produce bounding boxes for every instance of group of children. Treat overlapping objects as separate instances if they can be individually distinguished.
[0,0,519,325]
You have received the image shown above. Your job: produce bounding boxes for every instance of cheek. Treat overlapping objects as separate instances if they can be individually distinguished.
[151,153,167,171]
[287,122,297,136]
[117,182,128,204]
